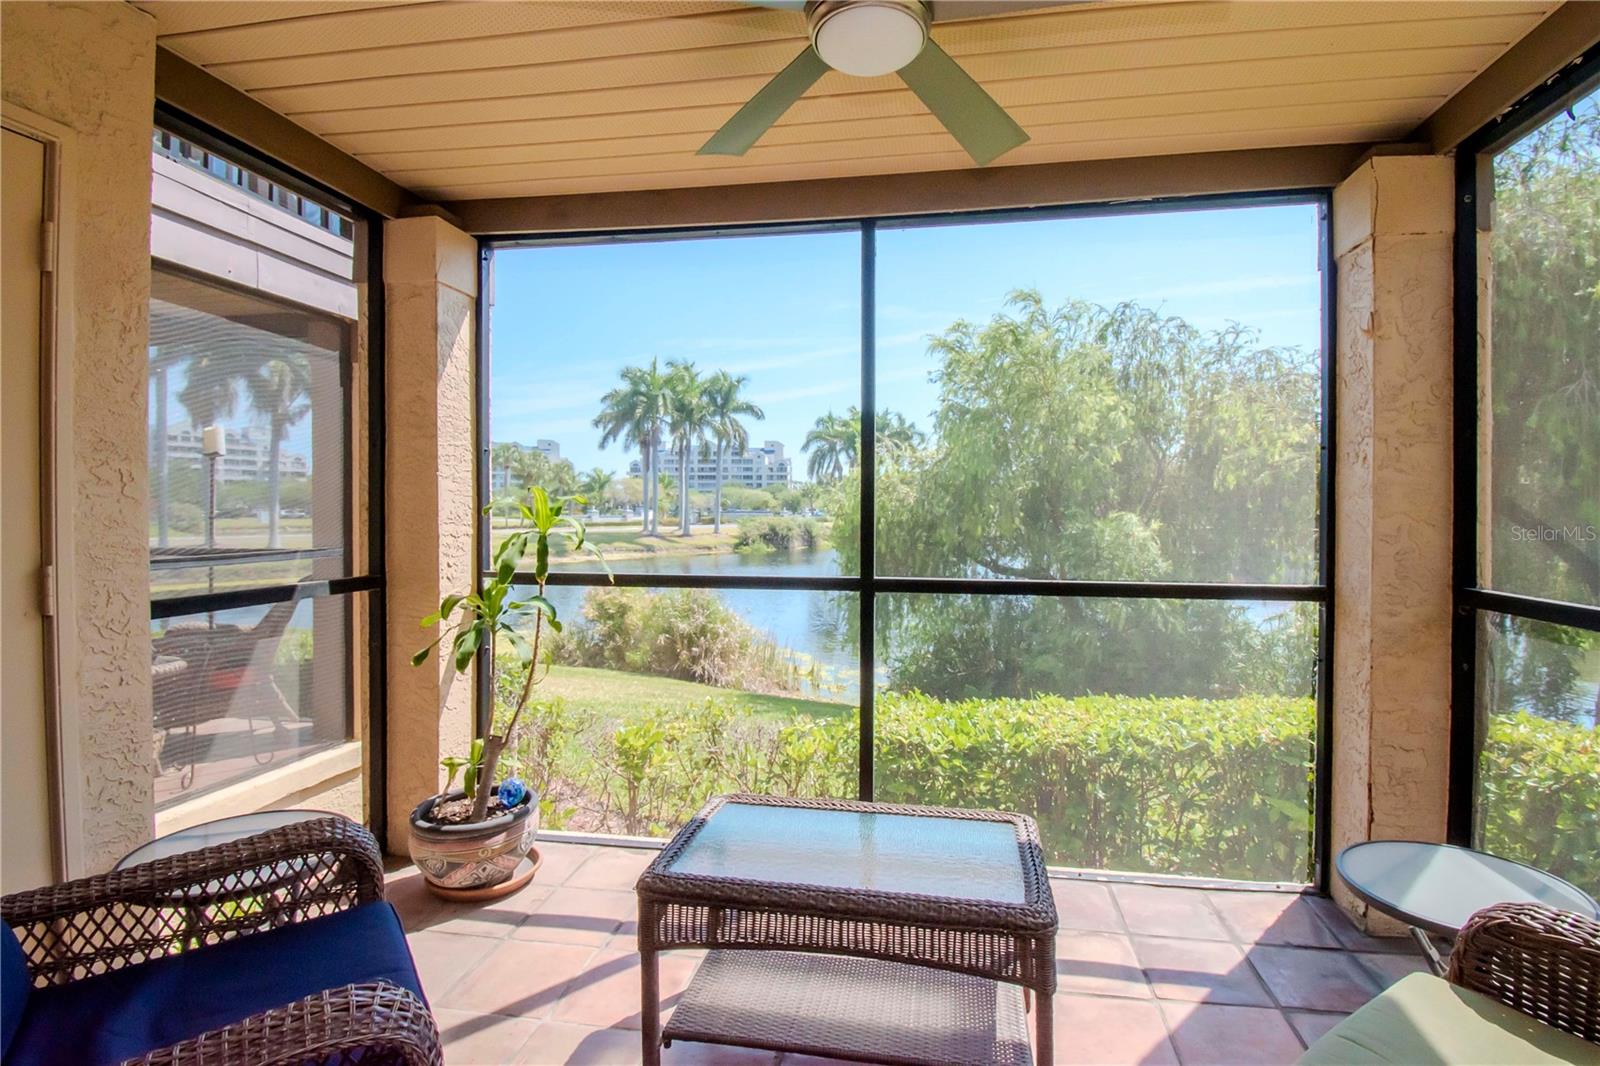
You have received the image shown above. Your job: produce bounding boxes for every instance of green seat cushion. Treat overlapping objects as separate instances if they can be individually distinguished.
[1299,973,1600,1065]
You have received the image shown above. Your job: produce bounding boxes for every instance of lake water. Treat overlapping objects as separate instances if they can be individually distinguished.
[179,545,1600,724]
[546,548,862,700]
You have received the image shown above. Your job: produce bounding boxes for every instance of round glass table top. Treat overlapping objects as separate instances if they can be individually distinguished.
[116,809,334,869]
[1336,841,1599,937]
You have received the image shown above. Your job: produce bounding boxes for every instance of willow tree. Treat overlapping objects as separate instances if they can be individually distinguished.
[833,289,1321,701]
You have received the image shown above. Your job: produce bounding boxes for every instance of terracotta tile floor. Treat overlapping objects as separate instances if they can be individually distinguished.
[390,842,1425,1066]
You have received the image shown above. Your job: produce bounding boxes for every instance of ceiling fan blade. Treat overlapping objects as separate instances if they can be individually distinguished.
[931,0,1091,19]
[700,46,830,156]
[897,39,1028,165]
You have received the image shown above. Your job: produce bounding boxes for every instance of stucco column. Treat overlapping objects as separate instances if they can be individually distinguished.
[383,216,477,855]
[1329,155,1454,929]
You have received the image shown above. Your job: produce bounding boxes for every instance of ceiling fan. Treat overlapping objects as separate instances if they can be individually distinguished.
[701,0,1086,166]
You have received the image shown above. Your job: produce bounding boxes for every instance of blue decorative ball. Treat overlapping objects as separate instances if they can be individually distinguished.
[497,777,530,810]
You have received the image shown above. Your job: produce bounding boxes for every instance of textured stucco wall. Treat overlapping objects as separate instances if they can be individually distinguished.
[383,217,478,854]
[1330,156,1454,928]
[2,2,158,872]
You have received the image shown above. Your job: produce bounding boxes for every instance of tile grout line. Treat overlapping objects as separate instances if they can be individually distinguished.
[1098,881,1158,1001]
[1198,888,1309,1049]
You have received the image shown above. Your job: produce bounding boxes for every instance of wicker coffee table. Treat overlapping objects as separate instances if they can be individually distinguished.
[635,794,1058,1066]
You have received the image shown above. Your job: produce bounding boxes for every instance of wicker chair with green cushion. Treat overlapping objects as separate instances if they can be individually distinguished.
[1300,903,1600,1065]
[0,816,441,1066]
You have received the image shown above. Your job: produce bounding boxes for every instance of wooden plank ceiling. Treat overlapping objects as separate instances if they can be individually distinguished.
[137,0,1559,202]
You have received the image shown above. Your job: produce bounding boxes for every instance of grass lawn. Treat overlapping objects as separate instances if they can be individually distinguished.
[534,664,852,720]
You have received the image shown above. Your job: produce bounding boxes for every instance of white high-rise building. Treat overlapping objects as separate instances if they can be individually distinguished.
[490,439,562,491]
[630,440,791,490]
[163,425,308,483]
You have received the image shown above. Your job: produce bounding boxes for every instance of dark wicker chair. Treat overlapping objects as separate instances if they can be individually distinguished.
[1447,901,1600,1046]
[1,816,442,1066]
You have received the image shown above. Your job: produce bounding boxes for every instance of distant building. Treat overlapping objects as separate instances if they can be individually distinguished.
[630,440,792,490]
[163,425,308,483]
[490,439,561,491]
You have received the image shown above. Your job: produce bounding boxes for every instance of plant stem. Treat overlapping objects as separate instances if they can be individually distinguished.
[469,578,547,823]
[504,584,547,740]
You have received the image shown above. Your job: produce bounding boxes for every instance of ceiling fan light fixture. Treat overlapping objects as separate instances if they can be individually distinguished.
[810,0,929,77]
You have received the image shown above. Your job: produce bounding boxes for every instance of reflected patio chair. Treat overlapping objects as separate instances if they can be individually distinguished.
[152,593,304,790]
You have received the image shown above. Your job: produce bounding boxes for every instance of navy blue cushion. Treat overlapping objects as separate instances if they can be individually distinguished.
[6,901,422,1066]
[2,924,30,1058]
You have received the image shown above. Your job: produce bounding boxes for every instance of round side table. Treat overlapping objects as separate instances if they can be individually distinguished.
[116,809,336,870]
[1336,840,1599,975]
[117,810,343,941]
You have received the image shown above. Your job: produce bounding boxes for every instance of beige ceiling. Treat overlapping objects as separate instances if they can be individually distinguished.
[137,0,1559,201]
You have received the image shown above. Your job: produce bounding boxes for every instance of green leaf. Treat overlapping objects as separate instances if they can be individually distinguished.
[493,532,526,576]
[409,634,443,667]
[452,625,482,673]
[583,540,614,581]
[531,486,554,530]
[535,535,549,584]
[505,629,533,664]
[439,755,466,792]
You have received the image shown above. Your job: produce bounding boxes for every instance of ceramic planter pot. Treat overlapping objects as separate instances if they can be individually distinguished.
[409,785,541,901]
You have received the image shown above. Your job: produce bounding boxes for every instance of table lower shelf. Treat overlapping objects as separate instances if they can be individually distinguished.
[662,949,1034,1066]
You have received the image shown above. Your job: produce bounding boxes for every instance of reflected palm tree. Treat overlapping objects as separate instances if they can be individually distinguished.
[244,355,311,548]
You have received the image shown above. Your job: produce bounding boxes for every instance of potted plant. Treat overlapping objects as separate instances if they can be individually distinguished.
[408,487,609,900]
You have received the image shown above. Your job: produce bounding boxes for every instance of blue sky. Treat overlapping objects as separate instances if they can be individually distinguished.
[489,201,1324,480]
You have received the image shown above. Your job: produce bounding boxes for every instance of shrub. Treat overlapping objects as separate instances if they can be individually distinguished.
[492,667,1600,887]
[164,501,206,534]
[870,692,1315,880]
[718,486,777,512]
[1479,711,1600,887]
[548,587,801,693]
[734,516,823,551]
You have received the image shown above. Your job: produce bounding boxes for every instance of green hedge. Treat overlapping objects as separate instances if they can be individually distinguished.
[1479,711,1600,889]
[503,680,1599,888]
[874,692,1315,882]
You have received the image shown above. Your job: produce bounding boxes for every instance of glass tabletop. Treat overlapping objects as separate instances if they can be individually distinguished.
[664,801,1027,903]
[1337,841,1599,936]
[116,809,333,869]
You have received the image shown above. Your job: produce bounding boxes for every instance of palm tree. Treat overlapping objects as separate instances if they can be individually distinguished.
[700,370,764,533]
[243,355,312,548]
[579,467,614,513]
[803,410,859,482]
[875,408,926,457]
[594,358,673,534]
[177,350,244,433]
[664,361,708,536]
[490,442,527,497]
[804,407,923,481]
